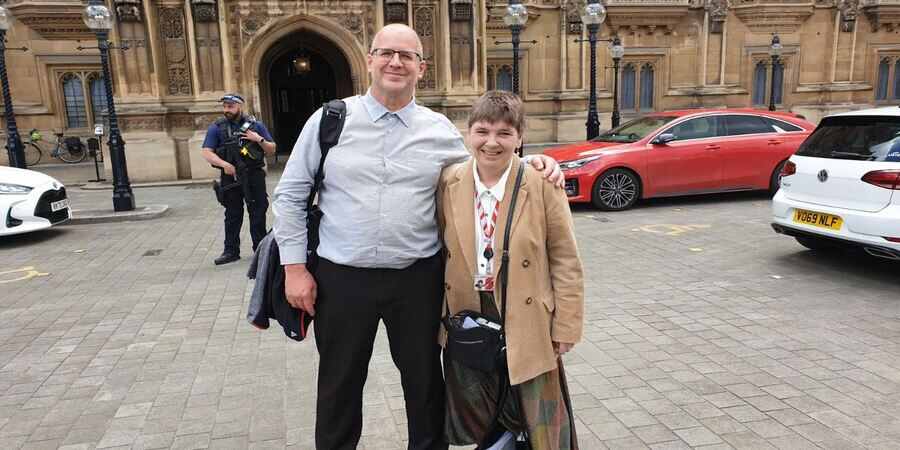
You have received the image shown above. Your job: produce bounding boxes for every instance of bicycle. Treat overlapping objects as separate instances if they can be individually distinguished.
[22,129,87,166]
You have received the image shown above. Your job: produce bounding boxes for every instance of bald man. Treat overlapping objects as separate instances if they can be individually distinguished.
[273,24,561,449]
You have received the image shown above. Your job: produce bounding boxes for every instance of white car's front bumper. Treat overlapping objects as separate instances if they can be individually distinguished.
[1,182,69,236]
[771,189,900,259]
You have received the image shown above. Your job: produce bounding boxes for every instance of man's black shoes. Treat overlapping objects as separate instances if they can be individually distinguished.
[214,253,241,265]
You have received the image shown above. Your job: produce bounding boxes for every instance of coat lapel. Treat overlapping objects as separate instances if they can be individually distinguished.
[493,158,529,278]
[447,161,477,274]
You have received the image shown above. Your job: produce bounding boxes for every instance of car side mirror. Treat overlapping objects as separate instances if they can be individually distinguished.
[652,133,676,145]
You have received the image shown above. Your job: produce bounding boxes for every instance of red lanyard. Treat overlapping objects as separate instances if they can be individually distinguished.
[475,191,499,260]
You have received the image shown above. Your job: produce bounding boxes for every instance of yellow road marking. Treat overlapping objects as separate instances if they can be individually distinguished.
[638,224,711,236]
[0,266,50,284]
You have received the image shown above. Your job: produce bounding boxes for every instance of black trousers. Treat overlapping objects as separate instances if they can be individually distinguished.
[221,168,268,255]
[313,253,447,450]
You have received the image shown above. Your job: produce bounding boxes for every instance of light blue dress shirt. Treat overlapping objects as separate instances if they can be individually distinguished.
[273,92,470,269]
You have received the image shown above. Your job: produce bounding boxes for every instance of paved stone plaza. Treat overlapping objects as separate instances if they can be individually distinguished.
[1,168,898,449]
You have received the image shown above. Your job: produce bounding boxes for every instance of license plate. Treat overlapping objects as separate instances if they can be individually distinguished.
[793,208,842,230]
[51,199,69,212]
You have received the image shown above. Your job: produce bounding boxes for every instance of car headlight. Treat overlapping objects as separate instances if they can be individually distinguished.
[559,155,602,171]
[0,183,33,194]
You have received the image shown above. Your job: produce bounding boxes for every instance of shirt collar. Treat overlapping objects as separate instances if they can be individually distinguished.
[361,90,416,127]
[473,160,513,202]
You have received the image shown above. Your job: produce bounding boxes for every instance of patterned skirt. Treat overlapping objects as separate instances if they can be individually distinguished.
[443,293,578,450]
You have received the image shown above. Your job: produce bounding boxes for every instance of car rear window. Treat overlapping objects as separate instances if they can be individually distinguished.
[796,115,900,162]
[763,117,804,132]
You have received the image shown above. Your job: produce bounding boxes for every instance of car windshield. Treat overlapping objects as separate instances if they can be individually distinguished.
[796,116,900,162]
[593,116,678,143]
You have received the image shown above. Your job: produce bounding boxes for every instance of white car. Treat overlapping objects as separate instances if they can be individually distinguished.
[1,166,70,236]
[771,106,900,261]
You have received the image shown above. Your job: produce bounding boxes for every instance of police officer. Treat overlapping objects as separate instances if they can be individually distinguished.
[201,93,277,265]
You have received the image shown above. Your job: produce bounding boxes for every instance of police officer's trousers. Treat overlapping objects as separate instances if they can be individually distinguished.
[221,168,268,255]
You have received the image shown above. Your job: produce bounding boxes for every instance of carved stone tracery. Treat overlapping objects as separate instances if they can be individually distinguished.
[158,7,193,96]
[115,0,143,23]
[191,0,218,23]
[706,0,729,33]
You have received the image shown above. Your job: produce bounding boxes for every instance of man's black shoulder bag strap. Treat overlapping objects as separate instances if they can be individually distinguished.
[305,99,346,271]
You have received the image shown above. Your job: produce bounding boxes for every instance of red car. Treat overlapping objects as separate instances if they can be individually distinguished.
[544,109,815,210]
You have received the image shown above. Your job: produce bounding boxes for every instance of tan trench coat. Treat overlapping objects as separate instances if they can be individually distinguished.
[437,157,585,385]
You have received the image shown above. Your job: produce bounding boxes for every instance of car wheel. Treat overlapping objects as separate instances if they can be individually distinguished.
[795,236,833,251]
[769,160,787,195]
[592,168,641,211]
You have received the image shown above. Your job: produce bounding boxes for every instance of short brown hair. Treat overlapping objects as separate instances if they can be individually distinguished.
[468,90,525,135]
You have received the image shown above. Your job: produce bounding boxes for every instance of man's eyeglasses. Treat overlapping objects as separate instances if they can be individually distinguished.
[370,48,423,64]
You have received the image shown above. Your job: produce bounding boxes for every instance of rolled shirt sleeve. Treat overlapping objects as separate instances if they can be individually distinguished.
[272,108,324,265]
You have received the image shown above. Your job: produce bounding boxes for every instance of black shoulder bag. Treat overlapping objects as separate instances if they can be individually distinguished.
[443,163,525,373]
[306,99,346,272]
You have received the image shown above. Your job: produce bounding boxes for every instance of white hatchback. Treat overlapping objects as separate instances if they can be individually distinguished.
[1,166,70,236]
[771,107,900,261]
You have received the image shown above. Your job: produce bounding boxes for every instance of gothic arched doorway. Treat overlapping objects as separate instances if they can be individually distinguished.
[260,31,354,154]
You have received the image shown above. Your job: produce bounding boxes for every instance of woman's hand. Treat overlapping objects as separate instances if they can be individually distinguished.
[553,341,574,356]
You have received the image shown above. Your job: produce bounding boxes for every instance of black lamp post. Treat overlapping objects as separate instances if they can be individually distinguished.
[581,2,605,140]
[83,0,134,211]
[504,0,528,95]
[0,6,26,169]
[610,36,624,129]
[768,34,782,112]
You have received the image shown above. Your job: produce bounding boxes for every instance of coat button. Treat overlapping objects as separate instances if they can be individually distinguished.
[526,297,533,304]
[522,259,530,268]
[447,251,451,259]
[445,283,450,291]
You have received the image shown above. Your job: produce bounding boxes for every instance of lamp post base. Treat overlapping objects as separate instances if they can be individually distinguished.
[113,189,135,212]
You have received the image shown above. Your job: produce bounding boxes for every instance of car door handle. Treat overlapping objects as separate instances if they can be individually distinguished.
[705,145,720,150]
[768,139,784,145]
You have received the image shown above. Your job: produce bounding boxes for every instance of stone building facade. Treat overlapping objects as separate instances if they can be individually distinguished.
[1,0,899,181]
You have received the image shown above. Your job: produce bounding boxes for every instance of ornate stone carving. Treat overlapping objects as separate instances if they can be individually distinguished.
[115,0,143,23]
[167,114,197,129]
[566,3,583,34]
[159,8,185,39]
[863,0,900,31]
[241,15,268,36]
[6,0,95,40]
[191,0,218,23]
[836,0,859,31]
[706,0,729,33]
[158,7,193,96]
[385,0,408,24]
[121,116,166,132]
[414,5,436,90]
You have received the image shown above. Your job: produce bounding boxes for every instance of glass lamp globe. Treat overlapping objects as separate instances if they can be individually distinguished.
[581,2,607,26]
[769,35,783,57]
[0,6,12,32]
[610,40,625,59]
[83,4,113,30]
[504,3,528,27]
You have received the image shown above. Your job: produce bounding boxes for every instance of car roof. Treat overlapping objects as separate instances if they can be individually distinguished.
[828,106,900,118]
[647,108,804,120]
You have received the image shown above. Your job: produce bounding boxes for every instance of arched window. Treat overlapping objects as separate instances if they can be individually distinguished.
[752,61,767,106]
[621,64,636,111]
[877,58,890,101]
[497,65,513,92]
[894,60,900,100]
[62,74,88,129]
[773,61,784,105]
[88,75,108,127]
[639,64,654,111]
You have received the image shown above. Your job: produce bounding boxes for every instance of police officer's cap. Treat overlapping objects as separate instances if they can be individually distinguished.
[220,93,244,104]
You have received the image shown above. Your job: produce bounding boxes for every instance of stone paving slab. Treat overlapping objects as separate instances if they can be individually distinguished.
[0,169,899,449]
